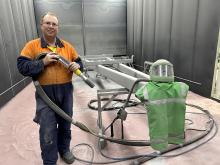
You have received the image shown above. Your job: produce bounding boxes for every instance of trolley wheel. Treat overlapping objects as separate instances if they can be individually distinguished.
[99,138,107,149]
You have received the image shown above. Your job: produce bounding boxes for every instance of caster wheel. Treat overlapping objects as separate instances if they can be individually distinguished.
[99,138,107,149]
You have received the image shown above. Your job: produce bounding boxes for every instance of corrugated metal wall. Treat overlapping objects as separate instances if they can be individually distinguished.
[127,0,220,97]
[0,0,37,108]
[33,0,127,56]
[1,0,219,108]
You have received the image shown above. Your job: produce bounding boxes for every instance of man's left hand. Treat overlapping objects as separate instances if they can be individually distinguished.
[68,62,80,71]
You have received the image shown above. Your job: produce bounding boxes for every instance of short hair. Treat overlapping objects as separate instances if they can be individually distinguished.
[40,12,58,25]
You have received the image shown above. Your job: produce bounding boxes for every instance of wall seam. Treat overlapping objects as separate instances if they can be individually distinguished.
[153,0,157,61]
[191,0,200,82]
[0,28,14,96]
[168,0,174,60]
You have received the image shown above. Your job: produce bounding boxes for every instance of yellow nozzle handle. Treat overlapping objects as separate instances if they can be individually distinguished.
[74,69,82,76]
[56,55,95,88]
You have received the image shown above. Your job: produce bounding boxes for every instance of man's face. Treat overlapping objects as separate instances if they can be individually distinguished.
[41,15,58,38]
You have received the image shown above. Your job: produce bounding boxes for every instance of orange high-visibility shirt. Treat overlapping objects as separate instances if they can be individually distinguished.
[20,38,79,85]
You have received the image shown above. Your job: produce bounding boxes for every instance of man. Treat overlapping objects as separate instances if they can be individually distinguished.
[17,12,82,164]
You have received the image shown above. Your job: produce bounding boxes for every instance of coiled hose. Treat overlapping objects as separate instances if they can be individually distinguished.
[33,54,217,164]
[34,53,151,146]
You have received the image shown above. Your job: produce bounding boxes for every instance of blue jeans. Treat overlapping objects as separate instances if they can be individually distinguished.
[34,82,73,165]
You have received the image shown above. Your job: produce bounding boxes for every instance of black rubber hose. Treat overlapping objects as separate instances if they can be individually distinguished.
[34,80,150,146]
[129,104,216,165]
[34,81,75,124]
[84,78,95,88]
[34,70,217,164]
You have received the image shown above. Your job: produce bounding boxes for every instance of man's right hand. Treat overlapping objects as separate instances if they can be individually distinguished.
[42,52,59,66]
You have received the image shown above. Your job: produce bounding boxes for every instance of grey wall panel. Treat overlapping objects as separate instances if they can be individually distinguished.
[0,0,37,108]
[0,28,12,94]
[34,0,84,55]
[10,0,27,49]
[192,0,220,96]
[34,0,126,56]
[83,0,126,55]
[170,0,198,79]
[0,11,18,107]
[142,0,156,62]
[28,0,38,39]
[20,0,32,41]
[127,0,220,97]
[127,0,134,56]
[0,89,13,109]
[133,0,143,69]
[24,77,32,86]
[20,0,36,41]
[154,0,172,60]
[0,0,23,86]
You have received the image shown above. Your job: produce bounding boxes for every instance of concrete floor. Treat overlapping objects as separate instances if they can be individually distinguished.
[0,72,220,165]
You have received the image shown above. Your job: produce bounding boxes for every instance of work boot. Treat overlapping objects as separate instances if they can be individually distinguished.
[61,151,75,164]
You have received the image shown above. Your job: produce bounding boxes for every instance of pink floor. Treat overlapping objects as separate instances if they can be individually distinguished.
[1,73,220,165]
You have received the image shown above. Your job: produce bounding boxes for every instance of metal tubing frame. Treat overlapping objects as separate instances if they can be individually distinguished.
[84,56,150,146]
[84,57,133,67]
[81,55,134,73]
[97,88,129,141]
[117,63,150,79]
[97,65,148,91]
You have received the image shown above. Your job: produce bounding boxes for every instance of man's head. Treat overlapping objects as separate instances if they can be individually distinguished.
[149,59,174,82]
[40,12,59,39]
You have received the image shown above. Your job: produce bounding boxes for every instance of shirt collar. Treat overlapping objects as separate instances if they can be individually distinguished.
[40,36,64,48]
